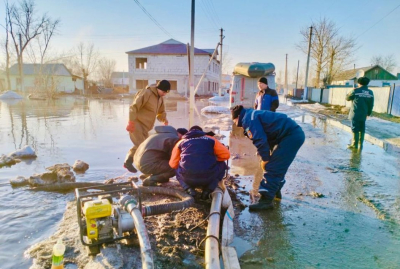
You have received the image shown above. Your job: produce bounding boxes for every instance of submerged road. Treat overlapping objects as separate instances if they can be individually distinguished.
[228,105,400,269]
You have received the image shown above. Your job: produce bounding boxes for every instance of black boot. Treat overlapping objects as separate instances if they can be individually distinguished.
[123,155,137,173]
[347,132,359,149]
[275,189,282,200]
[359,132,365,150]
[143,175,169,186]
[185,187,196,197]
[249,196,274,211]
[201,189,213,200]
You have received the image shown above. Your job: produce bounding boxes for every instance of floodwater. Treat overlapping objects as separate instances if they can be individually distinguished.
[0,96,399,268]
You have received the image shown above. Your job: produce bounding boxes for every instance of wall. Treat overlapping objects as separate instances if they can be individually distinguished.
[311,86,391,113]
[128,54,220,95]
[9,75,76,93]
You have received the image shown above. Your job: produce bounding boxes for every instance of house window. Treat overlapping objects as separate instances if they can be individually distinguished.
[136,58,147,69]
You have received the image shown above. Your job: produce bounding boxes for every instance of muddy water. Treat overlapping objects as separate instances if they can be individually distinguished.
[1,97,399,268]
[229,109,400,268]
[0,96,207,269]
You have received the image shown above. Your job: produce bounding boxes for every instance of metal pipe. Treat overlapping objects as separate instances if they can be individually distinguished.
[120,195,154,269]
[205,187,223,269]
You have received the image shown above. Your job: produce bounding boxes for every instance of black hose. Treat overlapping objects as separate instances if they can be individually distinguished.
[138,186,194,217]
[29,182,105,192]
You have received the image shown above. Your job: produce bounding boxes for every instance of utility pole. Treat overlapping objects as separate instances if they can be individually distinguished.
[219,28,224,96]
[295,60,299,97]
[284,54,288,97]
[189,0,195,127]
[303,26,313,101]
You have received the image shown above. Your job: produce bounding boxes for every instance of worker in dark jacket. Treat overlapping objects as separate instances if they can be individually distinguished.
[169,126,230,199]
[346,76,374,150]
[254,77,279,112]
[134,126,187,186]
[231,105,305,210]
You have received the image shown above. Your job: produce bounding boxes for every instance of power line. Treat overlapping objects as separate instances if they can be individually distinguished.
[199,0,219,29]
[356,3,400,39]
[133,0,174,39]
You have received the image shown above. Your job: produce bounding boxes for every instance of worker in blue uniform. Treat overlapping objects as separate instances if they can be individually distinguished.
[231,105,305,210]
[254,77,279,112]
[346,76,374,150]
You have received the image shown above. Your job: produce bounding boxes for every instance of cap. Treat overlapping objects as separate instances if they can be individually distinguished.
[176,128,188,136]
[357,77,370,86]
[156,80,171,92]
[258,77,268,85]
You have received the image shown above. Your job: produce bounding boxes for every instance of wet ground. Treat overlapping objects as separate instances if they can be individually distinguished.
[0,95,399,268]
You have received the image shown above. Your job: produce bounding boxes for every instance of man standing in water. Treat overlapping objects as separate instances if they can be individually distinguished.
[346,76,374,150]
[124,80,171,173]
[254,77,279,112]
[231,105,305,210]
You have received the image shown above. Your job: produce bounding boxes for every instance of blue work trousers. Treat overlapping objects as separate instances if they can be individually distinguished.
[259,126,305,200]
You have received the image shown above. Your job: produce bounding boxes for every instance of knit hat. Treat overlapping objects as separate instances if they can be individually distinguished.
[258,77,268,85]
[231,105,243,119]
[156,80,171,92]
[176,128,188,136]
[189,125,203,131]
[357,77,370,86]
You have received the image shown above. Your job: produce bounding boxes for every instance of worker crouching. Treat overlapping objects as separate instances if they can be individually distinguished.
[169,126,230,200]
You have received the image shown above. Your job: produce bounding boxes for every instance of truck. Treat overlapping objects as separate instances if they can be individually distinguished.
[229,62,276,108]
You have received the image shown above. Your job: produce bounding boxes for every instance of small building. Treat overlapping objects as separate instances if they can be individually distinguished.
[126,39,220,96]
[332,65,399,87]
[8,63,83,93]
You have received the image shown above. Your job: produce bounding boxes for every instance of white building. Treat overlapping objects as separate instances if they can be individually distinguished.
[8,63,83,94]
[126,39,220,96]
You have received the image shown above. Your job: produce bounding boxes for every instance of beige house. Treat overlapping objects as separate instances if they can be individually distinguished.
[126,39,220,96]
[8,63,83,94]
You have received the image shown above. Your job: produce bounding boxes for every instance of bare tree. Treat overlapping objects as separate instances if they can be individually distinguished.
[5,0,59,91]
[97,58,116,88]
[371,54,397,72]
[297,17,357,87]
[76,42,99,91]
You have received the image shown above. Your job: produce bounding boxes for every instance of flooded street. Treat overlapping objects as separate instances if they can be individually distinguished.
[0,96,399,268]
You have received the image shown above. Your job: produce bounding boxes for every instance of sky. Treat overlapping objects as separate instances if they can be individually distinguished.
[1,0,400,81]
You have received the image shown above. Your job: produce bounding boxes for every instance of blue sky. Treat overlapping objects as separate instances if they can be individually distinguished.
[1,0,400,79]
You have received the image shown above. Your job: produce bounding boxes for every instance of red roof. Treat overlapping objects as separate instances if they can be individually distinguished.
[126,39,212,55]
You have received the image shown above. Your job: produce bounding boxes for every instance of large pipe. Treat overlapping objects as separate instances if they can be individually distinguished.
[138,186,194,217]
[205,187,223,269]
[120,195,154,269]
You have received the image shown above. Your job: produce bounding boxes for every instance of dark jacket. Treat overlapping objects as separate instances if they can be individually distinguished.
[237,108,300,162]
[169,129,230,175]
[254,87,279,112]
[346,85,374,121]
[134,126,179,169]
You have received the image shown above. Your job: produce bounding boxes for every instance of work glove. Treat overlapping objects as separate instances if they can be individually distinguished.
[126,121,135,133]
[260,160,268,172]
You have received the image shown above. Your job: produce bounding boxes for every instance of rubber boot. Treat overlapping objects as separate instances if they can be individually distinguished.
[123,155,137,173]
[200,188,213,200]
[249,195,274,211]
[142,175,169,186]
[185,187,196,197]
[347,132,359,149]
[275,189,282,200]
[359,132,365,150]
